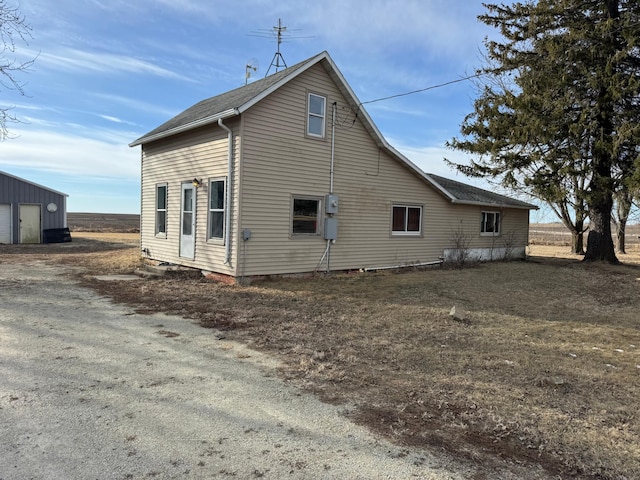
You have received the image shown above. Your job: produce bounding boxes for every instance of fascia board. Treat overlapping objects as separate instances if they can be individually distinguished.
[128,109,238,147]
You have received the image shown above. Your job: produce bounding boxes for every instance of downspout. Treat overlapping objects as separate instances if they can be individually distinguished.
[218,118,233,265]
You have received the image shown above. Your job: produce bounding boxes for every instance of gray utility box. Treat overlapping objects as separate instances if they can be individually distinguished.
[325,194,339,214]
[324,217,338,240]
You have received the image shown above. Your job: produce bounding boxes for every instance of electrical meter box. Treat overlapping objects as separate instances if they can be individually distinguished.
[324,217,338,240]
[325,194,339,214]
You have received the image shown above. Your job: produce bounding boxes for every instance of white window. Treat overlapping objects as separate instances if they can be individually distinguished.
[392,205,422,235]
[155,184,167,236]
[307,93,326,137]
[481,211,501,236]
[208,179,225,240]
[292,196,321,235]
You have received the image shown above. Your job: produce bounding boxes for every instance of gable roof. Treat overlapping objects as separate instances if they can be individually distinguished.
[0,170,68,197]
[426,173,537,210]
[130,51,536,210]
[129,53,326,147]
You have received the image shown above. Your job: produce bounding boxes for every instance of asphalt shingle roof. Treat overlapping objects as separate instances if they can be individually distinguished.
[427,173,537,209]
[131,56,317,146]
[130,51,537,211]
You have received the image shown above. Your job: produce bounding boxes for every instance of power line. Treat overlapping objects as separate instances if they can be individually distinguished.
[359,72,485,106]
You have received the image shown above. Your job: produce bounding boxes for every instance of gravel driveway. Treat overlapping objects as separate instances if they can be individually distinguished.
[0,260,470,480]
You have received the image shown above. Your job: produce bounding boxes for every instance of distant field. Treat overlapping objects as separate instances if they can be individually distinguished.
[530,222,640,246]
[67,214,640,247]
[67,213,140,233]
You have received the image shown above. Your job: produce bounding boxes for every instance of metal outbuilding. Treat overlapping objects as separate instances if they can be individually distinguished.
[0,170,69,244]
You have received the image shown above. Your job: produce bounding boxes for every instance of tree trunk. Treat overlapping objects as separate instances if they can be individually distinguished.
[571,218,585,255]
[572,230,585,255]
[584,200,619,263]
[617,219,627,254]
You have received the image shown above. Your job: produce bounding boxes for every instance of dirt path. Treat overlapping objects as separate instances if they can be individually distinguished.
[0,261,472,479]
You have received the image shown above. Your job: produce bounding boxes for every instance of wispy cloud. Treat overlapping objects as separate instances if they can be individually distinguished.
[98,114,138,126]
[1,128,140,179]
[90,93,181,120]
[34,48,195,81]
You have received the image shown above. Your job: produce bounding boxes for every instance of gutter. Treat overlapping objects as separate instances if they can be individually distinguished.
[217,118,233,265]
[449,199,539,210]
[129,109,238,147]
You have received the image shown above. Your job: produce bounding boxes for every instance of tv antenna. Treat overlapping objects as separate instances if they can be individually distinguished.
[245,58,259,85]
[248,18,313,76]
[267,18,287,75]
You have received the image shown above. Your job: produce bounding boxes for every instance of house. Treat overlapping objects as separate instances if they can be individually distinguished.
[130,51,536,281]
[0,171,69,244]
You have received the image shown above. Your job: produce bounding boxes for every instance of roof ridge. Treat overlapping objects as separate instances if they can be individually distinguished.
[130,52,327,147]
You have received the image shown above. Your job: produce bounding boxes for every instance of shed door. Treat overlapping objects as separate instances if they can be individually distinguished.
[0,204,11,244]
[179,183,195,259]
[19,204,41,244]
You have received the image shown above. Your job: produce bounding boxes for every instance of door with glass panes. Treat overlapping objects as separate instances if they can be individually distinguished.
[179,183,195,258]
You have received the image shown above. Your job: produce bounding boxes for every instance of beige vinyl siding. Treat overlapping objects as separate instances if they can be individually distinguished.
[428,201,530,251]
[237,63,471,275]
[140,121,240,274]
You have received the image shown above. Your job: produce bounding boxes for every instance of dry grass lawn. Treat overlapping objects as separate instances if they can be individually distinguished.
[2,233,639,479]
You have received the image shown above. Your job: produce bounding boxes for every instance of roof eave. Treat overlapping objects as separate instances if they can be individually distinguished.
[451,199,539,210]
[129,109,239,147]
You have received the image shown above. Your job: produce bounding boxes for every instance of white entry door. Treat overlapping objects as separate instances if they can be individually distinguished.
[19,204,41,244]
[0,204,11,244]
[179,183,195,259]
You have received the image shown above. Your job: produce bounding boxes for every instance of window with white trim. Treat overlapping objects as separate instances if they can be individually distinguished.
[481,211,501,236]
[292,197,321,235]
[155,183,167,236]
[307,93,326,138]
[208,179,225,240]
[391,205,422,235]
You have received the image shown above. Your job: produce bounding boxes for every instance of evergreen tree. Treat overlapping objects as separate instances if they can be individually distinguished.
[447,0,640,263]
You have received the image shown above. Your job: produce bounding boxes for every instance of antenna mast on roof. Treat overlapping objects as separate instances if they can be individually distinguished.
[266,18,287,76]
[248,19,313,77]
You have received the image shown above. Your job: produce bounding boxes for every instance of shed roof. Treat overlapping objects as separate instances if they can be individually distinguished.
[0,170,68,197]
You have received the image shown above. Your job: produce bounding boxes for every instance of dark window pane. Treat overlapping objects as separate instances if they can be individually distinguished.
[156,211,166,234]
[157,185,166,209]
[293,199,319,234]
[183,189,193,212]
[182,212,192,235]
[392,206,406,231]
[407,207,421,232]
[210,181,224,210]
[210,211,224,238]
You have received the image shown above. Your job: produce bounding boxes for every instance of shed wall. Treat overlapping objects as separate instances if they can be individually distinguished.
[0,172,67,244]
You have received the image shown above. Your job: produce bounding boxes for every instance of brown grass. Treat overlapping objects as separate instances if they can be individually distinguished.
[2,231,639,479]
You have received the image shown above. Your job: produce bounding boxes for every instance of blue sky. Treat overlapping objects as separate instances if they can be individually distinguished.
[0,0,550,221]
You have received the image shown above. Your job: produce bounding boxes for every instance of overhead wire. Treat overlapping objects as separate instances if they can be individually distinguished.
[346,71,487,127]
[359,72,486,107]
